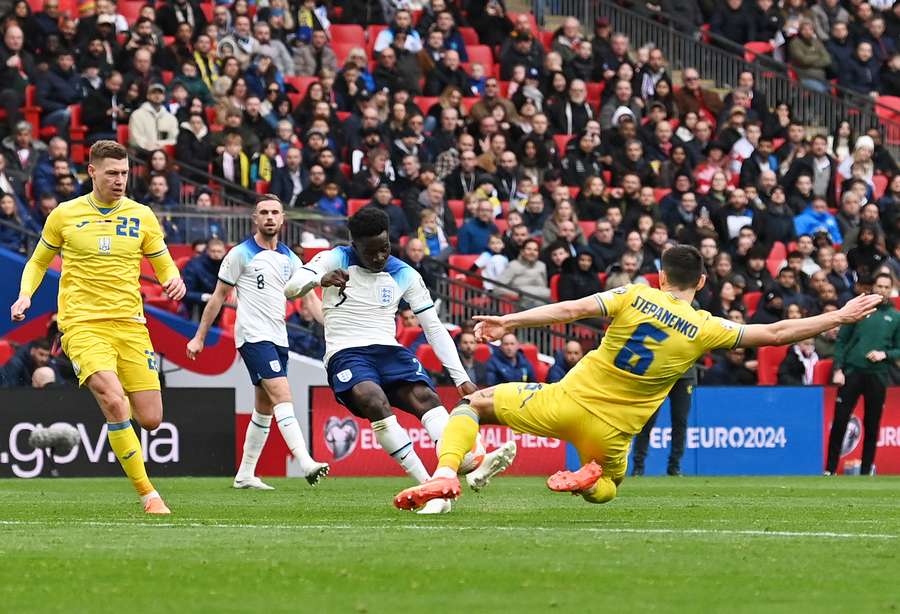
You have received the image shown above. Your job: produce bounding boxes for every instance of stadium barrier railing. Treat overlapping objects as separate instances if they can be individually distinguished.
[533,0,900,157]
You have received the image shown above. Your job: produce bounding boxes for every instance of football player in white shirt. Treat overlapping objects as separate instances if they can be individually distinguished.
[187,196,331,489]
[284,206,516,513]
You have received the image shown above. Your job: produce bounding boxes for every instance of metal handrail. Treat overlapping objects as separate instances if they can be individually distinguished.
[534,0,900,157]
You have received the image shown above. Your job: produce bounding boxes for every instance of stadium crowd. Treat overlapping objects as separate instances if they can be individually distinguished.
[1,0,900,390]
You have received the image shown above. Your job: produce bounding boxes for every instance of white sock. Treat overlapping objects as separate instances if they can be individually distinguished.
[273,402,316,472]
[371,415,430,483]
[420,406,450,448]
[433,466,456,479]
[237,409,272,479]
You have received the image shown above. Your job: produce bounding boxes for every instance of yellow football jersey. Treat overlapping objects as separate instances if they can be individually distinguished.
[561,284,744,434]
[21,193,178,331]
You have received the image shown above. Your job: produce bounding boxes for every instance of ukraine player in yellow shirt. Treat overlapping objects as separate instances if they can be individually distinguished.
[395,245,881,511]
[10,141,186,514]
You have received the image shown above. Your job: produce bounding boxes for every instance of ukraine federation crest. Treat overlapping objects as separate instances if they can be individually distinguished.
[98,236,112,254]
[375,284,394,305]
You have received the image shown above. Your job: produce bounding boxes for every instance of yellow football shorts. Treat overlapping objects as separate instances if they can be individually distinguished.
[60,320,160,392]
[493,381,632,483]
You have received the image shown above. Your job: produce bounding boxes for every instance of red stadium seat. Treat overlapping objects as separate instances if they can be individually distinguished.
[175,255,191,270]
[117,124,129,147]
[347,199,369,216]
[69,103,86,164]
[550,273,560,301]
[586,81,604,105]
[466,45,494,67]
[540,30,554,52]
[413,96,439,114]
[757,345,789,385]
[644,273,660,288]
[598,272,608,288]
[303,246,329,262]
[459,27,480,46]
[507,11,539,38]
[554,134,571,152]
[873,174,888,200]
[743,291,762,317]
[813,359,833,385]
[397,326,423,347]
[743,41,773,63]
[0,339,14,366]
[520,343,539,374]
[415,344,442,373]
[447,200,465,218]
[332,42,358,65]
[330,24,365,47]
[579,221,596,237]
[284,76,317,96]
[654,188,671,202]
[448,254,479,271]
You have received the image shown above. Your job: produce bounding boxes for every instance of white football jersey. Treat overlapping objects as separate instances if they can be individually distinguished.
[218,237,303,348]
[302,246,434,364]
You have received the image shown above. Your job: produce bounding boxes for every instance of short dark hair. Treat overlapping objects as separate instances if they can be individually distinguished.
[31,338,51,351]
[256,193,284,208]
[661,244,703,289]
[348,206,389,239]
[874,272,894,286]
[89,140,127,164]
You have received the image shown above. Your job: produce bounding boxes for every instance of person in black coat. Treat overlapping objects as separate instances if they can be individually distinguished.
[702,347,756,385]
[560,132,604,187]
[0,339,61,388]
[175,113,213,180]
[777,339,818,385]
[83,70,128,142]
[751,0,783,42]
[367,184,409,245]
[752,186,797,249]
[424,50,471,96]
[155,0,208,37]
[710,0,756,47]
[558,247,603,300]
[35,50,82,138]
[841,42,881,95]
[825,21,854,77]
[0,25,37,133]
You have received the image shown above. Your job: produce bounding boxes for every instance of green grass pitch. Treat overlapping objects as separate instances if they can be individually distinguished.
[2,476,899,613]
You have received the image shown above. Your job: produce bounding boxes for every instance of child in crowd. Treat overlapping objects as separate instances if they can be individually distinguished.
[473,234,509,290]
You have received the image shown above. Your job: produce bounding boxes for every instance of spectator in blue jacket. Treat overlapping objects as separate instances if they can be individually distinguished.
[35,50,83,138]
[0,339,60,387]
[0,192,27,253]
[546,339,584,383]
[31,137,72,199]
[457,199,499,254]
[435,10,468,62]
[181,237,226,319]
[794,197,843,244]
[486,332,536,385]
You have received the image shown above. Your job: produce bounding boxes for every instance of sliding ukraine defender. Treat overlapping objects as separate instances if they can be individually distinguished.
[10,140,186,514]
[394,245,881,511]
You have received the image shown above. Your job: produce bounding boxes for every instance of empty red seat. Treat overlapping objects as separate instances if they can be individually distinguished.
[466,45,494,67]
[812,359,833,385]
[330,24,365,46]
[757,345,789,385]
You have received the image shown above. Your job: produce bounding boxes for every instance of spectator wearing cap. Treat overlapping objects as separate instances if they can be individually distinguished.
[424,49,469,97]
[598,79,642,131]
[590,17,614,62]
[128,82,179,155]
[499,29,543,81]
[294,29,337,77]
[673,67,723,124]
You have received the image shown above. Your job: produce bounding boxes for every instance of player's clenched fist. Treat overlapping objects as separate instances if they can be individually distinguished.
[186,336,204,360]
[321,270,349,289]
[10,295,30,321]
[163,277,187,301]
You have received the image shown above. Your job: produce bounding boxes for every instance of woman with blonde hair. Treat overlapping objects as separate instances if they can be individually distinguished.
[838,135,875,183]
[542,200,586,245]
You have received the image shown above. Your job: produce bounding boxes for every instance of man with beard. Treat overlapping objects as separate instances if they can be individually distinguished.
[549,79,595,135]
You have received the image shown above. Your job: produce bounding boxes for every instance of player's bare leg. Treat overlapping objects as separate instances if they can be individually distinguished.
[261,376,329,485]
[233,385,276,490]
[88,371,169,514]
[394,387,507,511]
[346,381,431,484]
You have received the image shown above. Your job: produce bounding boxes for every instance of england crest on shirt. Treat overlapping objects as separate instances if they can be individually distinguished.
[376,284,394,305]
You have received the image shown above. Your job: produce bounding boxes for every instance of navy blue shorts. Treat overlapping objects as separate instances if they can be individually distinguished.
[238,341,289,385]
[326,344,435,406]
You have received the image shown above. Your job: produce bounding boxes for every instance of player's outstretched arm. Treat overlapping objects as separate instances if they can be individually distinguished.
[738,293,882,348]
[11,239,58,321]
[417,307,476,395]
[187,280,232,359]
[473,295,603,342]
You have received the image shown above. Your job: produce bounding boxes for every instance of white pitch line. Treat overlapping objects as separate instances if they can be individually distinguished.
[0,520,896,540]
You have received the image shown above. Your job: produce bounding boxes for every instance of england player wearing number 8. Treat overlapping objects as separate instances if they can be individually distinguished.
[394,245,884,511]
[187,195,330,489]
[10,140,187,514]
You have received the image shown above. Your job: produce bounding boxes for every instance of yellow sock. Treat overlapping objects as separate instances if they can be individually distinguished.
[437,405,480,473]
[581,477,617,504]
[107,420,154,497]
